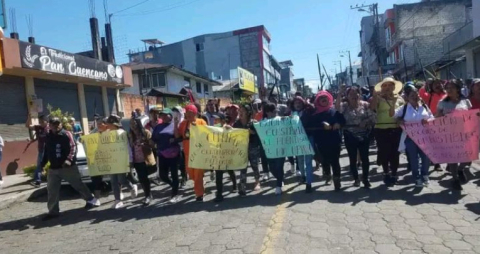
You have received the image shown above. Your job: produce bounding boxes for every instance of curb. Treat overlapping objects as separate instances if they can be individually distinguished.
[0,185,48,211]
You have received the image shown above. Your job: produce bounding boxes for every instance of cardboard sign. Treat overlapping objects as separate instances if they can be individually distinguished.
[81,130,130,176]
[402,110,480,164]
[254,116,314,159]
[188,125,249,170]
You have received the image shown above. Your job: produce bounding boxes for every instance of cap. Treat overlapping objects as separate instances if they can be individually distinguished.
[227,104,239,110]
[185,104,198,115]
[253,99,262,104]
[159,108,173,116]
[106,114,122,127]
[50,117,61,124]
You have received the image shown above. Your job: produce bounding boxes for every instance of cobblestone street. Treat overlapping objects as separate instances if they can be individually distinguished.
[1,150,480,254]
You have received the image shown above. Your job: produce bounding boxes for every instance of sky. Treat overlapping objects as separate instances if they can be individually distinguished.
[6,0,419,91]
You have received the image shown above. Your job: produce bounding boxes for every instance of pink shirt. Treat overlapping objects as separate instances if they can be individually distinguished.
[132,141,145,163]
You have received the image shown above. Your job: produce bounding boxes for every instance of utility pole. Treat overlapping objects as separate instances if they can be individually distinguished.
[341,50,354,85]
[317,54,323,90]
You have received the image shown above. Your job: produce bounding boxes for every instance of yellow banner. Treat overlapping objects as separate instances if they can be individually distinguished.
[81,130,130,176]
[238,67,255,93]
[189,125,249,170]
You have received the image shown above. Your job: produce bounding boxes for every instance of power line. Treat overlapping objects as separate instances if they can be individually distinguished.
[116,0,203,17]
[112,0,151,15]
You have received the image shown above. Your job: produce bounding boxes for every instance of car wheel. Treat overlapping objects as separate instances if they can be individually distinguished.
[129,168,140,184]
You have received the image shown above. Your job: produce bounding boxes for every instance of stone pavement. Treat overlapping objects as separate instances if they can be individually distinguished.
[0,149,480,254]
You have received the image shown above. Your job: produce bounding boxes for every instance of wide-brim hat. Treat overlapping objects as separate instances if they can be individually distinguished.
[106,114,122,127]
[374,77,403,94]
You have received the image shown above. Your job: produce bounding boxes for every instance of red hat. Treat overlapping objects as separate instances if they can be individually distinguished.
[185,104,198,115]
[227,104,239,110]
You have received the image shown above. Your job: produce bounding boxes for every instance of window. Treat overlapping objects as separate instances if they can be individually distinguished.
[203,84,209,95]
[196,43,204,52]
[385,27,391,48]
[140,74,150,89]
[196,82,202,93]
[263,36,270,51]
[151,73,159,87]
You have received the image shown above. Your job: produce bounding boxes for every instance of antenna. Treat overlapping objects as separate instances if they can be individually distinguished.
[26,14,35,43]
[88,0,96,18]
[9,8,18,39]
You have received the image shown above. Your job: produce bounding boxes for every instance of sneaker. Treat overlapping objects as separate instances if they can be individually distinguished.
[112,201,124,209]
[254,182,261,191]
[415,179,423,188]
[290,164,295,174]
[41,213,60,221]
[353,179,361,187]
[275,187,282,195]
[85,198,101,209]
[295,171,302,177]
[423,179,430,187]
[214,195,223,202]
[305,183,312,193]
[119,192,124,201]
[196,196,204,202]
[362,179,371,189]
[180,179,187,188]
[30,181,40,188]
[262,173,270,182]
[458,170,467,184]
[325,175,332,185]
[143,196,152,206]
[452,179,463,191]
[434,164,443,171]
[169,195,180,204]
[131,185,138,199]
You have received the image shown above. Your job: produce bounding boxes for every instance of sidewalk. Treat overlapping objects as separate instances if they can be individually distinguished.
[0,174,47,210]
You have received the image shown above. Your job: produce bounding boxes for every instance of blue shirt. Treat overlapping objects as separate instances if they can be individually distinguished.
[151,123,179,154]
[73,124,82,141]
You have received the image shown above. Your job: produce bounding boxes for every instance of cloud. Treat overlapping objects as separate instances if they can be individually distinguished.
[305,80,320,90]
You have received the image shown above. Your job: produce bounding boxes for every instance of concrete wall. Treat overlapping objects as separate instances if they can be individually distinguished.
[474,0,480,37]
[167,72,190,94]
[123,73,141,95]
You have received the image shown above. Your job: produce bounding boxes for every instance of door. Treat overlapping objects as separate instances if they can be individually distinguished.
[34,78,81,119]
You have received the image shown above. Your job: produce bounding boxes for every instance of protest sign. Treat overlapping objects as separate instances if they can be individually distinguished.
[188,125,249,170]
[81,130,130,176]
[402,110,480,164]
[254,116,314,159]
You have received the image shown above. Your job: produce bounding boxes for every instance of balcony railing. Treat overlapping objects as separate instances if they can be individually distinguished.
[443,22,473,54]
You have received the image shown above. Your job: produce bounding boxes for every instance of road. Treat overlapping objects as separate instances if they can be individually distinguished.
[1,149,480,254]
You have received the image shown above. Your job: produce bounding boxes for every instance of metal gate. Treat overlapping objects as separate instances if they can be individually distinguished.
[34,78,81,119]
[107,88,117,115]
[0,75,27,124]
[84,85,103,120]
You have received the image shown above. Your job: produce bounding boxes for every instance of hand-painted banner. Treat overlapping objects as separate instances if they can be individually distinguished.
[81,130,130,176]
[188,125,249,170]
[402,110,480,164]
[254,116,314,159]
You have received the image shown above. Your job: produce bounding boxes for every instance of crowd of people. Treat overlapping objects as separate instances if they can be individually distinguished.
[19,76,480,220]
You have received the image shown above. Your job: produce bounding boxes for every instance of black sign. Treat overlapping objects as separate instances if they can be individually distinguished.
[19,41,124,83]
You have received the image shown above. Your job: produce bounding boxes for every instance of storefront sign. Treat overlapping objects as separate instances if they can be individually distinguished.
[254,116,314,159]
[238,67,255,93]
[188,125,249,170]
[402,110,480,164]
[19,41,124,83]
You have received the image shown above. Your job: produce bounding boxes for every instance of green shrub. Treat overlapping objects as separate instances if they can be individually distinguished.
[46,104,73,131]
[23,162,50,181]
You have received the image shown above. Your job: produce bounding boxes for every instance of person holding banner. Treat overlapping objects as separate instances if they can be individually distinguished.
[152,109,182,204]
[306,91,345,190]
[106,115,138,209]
[232,104,262,196]
[395,85,434,187]
[176,104,207,202]
[336,86,376,188]
[370,77,405,187]
[128,118,156,206]
[436,79,473,190]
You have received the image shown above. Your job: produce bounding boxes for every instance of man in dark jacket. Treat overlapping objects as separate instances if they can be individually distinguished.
[41,118,100,221]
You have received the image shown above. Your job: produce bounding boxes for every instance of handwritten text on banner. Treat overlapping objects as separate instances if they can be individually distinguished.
[402,110,480,164]
[254,116,314,159]
[188,125,249,170]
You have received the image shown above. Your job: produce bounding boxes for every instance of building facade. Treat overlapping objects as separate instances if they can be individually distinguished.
[359,14,387,86]
[128,25,280,97]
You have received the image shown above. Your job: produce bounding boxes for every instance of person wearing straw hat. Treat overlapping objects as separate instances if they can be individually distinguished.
[370,77,405,187]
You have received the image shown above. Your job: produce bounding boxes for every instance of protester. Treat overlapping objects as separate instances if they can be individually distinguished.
[255,100,271,182]
[88,116,108,199]
[226,104,240,125]
[172,106,188,187]
[395,85,434,187]
[370,77,404,187]
[0,134,3,188]
[233,104,261,196]
[290,96,308,182]
[176,104,207,201]
[253,99,263,121]
[277,103,296,175]
[336,86,376,188]
[262,103,286,195]
[468,78,480,109]
[69,117,83,142]
[151,108,182,204]
[436,79,473,190]
[145,108,163,132]
[27,115,50,187]
[135,108,144,118]
[204,99,218,126]
[213,113,226,127]
[128,118,156,206]
[305,91,345,190]
[41,117,100,221]
[106,115,138,209]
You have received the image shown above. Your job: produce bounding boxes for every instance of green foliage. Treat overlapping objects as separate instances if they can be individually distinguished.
[46,104,74,131]
[23,162,50,181]
[232,97,252,107]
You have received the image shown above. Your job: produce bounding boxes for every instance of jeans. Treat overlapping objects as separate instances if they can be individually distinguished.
[404,138,430,181]
[34,151,44,183]
[301,136,315,184]
[134,162,152,197]
[158,154,179,197]
[216,170,237,196]
[110,173,134,201]
[268,158,285,187]
[239,145,261,189]
[260,146,269,174]
[47,166,94,215]
[317,145,341,179]
[374,128,402,176]
[344,131,371,181]
[179,150,187,181]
